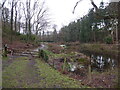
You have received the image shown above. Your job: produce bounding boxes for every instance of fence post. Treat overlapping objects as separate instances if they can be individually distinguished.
[88,57,91,82]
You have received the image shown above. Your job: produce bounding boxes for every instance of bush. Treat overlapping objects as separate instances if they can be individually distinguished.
[20,34,27,41]
[20,34,37,41]
[78,58,85,63]
[30,35,36,41]
[38,49,49,62]
[38,49,43,58]
[43,52,49,62]
[104,36,113,44]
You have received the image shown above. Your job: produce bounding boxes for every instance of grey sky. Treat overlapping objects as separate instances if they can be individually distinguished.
[1,0,110,31]
[45,0,109,31]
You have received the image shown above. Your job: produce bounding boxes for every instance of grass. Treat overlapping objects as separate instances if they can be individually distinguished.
[77,58,86,63]
[35,58,87,88]
[3,55,88,88]
[2,57,9,61]
[80,44,119,57]
[3,57,29,88]
[15,57,28,61]
[44,49,77,59]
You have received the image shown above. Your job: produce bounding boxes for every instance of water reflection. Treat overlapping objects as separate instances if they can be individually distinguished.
[66,54,116,73]
[91,55,116,72]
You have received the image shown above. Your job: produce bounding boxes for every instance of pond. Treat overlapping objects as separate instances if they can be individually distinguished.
[33,44,118,73]
[32,44,47,52]
[67,51,118,73]
[90,54,117,72]
[79,49,118,72]
[67,54,117,75]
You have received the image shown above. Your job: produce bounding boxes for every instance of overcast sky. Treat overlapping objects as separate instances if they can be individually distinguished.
[1,0,110,31]
[45,0,109,31]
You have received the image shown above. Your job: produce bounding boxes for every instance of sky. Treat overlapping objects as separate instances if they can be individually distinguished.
[1,0,110,31]
[45,0,109,31]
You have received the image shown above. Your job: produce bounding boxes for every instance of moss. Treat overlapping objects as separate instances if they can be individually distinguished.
[3,57,29,88]
[77,58,86,63]
[70,58,74,62]
[2,57,8,60]
[44,50,54,56]
[15,57,28,60]
[35,58,87,88]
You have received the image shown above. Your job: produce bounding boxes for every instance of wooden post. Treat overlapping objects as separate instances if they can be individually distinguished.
[3,44,7,57]
[88,57,92,82]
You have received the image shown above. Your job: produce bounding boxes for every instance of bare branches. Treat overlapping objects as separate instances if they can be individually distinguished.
[73,0,98,14]
[2,0,50,39]
[72,0,82,14]
[1,0,7,8]
[90,0,98,11]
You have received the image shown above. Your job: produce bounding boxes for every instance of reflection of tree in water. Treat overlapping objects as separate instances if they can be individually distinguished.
[91,55,116,72]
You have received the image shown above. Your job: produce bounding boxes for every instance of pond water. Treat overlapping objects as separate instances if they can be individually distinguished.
[68,53,117,73]
[32,44,46,52]
[90,54,117,72]
[33,44,118,73]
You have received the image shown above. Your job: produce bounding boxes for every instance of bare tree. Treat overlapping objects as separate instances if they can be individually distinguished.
[14,4,17,32]
[2,7,9,30]
[52,24,57,42]
[10,0,14,43]
[32,1,49,36]
[9,0,18,43]
[1,0,7,9]
[2,0,50,43]
[18,2,22,33]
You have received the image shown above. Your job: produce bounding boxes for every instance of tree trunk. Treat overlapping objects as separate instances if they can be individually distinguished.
[18,22,20,33]
[93,31,96,42]
[118,2,120,44]
[28,19,31,39]
[28,0,31,41]
[15,6,17,33]
[25,19,28,34]
[10,2,14,44]
[2,9,6,31]
[118,1,120,88]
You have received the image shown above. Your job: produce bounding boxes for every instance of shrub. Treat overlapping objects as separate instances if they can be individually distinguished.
[104,36,113,44]
[78,58,85,63]
[30,35,36,41]
[43,52,49,62]
[2,50,7,57]
[20,34,27,41]
[38,49,49,62]
[62,58,70,72]
[38,49,43,58]
[20,34,37,42]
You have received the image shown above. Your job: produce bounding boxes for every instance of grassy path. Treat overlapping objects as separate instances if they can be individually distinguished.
[3,56,41,88]
[2,52,86,88]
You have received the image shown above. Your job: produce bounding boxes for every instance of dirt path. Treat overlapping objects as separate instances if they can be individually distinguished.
[2,44,47,88]
[2,50,41,88]
[2,45,85,88]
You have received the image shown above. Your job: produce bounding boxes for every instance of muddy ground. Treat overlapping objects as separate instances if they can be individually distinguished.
[46,42,118,88]
[2,42,118,88]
